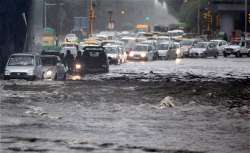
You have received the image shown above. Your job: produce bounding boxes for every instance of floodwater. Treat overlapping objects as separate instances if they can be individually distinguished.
[1,58,250,153]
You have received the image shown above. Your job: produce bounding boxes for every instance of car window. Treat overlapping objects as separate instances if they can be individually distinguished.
[8,55,34,66]
[41,57,58,66]
[209,43,216,48]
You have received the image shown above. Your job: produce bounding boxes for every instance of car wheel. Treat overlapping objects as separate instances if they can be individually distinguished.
[3,76,9,80]
[223,52,228,57]
[28,76,36,81]
[236,52,241,57]
[54,73,57,80]
[214,53,218,58]
[248,51,250,57]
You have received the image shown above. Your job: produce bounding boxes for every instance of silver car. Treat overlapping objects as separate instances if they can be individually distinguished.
[189,42,219,58]
[4,53,43,80]
[41,55,66,80]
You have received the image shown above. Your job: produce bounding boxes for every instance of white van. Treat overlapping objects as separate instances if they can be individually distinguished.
[4,53,43,80]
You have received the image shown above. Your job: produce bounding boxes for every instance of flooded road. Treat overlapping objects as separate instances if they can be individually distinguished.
[1,58,250,153]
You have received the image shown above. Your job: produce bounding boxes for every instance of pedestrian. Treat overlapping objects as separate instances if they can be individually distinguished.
[75,51,82,64]
[64,50,74,73]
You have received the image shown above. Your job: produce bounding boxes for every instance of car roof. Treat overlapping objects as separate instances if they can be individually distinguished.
[40,55,59,58]
[210,40,224,42]
[198,41,210,44]
[11,53,36,56]
[104,44,120,47]
[158,41,172,44]
[136,43,150,46]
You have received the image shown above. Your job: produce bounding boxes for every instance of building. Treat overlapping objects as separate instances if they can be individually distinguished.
[211,0,250,40]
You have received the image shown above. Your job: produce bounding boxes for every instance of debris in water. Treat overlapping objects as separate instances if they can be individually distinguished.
[159,96,175,109]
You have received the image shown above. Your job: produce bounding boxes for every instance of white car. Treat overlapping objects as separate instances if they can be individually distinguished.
[210,39,228,55]
[128,44,155,61]
[157,41,174,60]
[61,46,78,57]
[64,34,79,43]
[41,55,66,80]
[4,53,43,81]
[224,40,250,57]
[104,44,123,65]
[180,39,200,57]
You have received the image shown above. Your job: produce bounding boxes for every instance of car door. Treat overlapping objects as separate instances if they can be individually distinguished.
[240,41,248,54]
[148,46,154,61]
[34,56,42,79]
[207,43,217,57]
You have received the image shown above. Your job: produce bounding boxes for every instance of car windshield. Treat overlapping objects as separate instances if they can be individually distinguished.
[8,55,34,66]
[134,45,148,51]
[210,41,219,45]
[194,43,208,48]
[158,44,169,50]
[180,40,193,46]
[41,57,58,66]
[105,47,118,54]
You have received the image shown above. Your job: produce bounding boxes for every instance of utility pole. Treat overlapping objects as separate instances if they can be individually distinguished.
[108,10,113,30]
[197,0,201,34]
[245,0,248,38]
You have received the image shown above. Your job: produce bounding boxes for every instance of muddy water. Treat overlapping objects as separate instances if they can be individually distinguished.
[0,79,249,153]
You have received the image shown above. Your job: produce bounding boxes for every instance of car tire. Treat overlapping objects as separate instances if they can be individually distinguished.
[248,51,250,57]
[214,53,218,58]
[54,73,57,80]
[3,76,9,80]
[28,76,36,81]
[223,52,228,57]
[236,52,241,57]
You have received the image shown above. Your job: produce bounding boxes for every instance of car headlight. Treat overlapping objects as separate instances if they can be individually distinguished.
[129,52,134,57]
[75,64,81,69]
[4,70,10,75]
[46,70,53,77]
[140,53,147,57]
[27,70,34,75]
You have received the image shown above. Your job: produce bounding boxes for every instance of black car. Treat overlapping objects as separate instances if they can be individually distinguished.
[82,46,109,73]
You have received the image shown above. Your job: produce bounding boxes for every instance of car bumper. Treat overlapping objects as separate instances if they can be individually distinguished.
[85,66,108,73]
[4,74,35,80]
[189,53,204,58]
[108,58,119,63]
[128,56,147,60]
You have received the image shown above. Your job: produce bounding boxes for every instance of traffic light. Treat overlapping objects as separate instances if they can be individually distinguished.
[203,12,208,19]
[207,11,212,24]
[248,12,250,24]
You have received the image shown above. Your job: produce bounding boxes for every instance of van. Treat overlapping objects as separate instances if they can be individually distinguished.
[4,53,43,81]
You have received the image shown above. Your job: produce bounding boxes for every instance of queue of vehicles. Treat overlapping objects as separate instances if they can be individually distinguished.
[3,30,250,81]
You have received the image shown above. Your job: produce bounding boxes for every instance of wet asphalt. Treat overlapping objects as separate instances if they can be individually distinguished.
[1,58,250,153]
